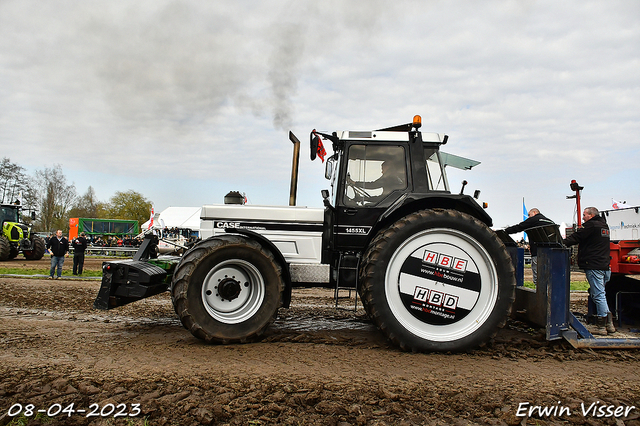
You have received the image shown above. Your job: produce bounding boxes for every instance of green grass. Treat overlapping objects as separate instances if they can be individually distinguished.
[8,413,52,425]
[0,267,101,277]
[6,412,148,425]
[523,281,589,291]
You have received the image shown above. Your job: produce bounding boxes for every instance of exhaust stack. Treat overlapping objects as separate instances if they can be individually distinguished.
[289,131,301,206]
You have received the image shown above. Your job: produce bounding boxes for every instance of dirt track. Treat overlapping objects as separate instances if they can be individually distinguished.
[0,258,639,425]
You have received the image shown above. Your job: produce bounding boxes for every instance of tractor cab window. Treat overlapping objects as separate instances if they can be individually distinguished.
[0,206,19,223]
[325,154,341,207]
[343,145,407,206]
[424,148,449,191]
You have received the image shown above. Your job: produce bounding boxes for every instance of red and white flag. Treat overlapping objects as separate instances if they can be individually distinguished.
[317,138,327,162]
[612,199,626,210]
[148,207,154,229]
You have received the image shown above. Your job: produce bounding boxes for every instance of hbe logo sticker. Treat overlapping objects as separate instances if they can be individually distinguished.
[423,249,468,272]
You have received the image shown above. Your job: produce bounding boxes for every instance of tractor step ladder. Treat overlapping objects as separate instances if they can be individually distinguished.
[334,254,359,311]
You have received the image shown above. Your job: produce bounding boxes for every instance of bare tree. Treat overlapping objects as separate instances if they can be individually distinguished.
[68,186,107,219]
[0,157,31,205]
[35,165,77,232]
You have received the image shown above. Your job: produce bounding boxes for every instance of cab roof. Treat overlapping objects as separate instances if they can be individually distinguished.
[337,130,446,143]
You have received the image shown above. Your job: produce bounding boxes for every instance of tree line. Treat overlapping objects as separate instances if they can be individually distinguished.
[1,157,152,233]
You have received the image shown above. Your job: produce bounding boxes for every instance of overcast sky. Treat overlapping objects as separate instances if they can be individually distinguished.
[1,0,639,229]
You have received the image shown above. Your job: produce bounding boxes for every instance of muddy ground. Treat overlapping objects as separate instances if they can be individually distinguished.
[0,258,639,425]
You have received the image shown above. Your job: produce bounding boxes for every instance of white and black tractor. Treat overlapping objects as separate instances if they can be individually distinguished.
[95,116,516,352]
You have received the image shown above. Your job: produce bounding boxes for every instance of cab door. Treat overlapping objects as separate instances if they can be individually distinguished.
[334,143,409,250]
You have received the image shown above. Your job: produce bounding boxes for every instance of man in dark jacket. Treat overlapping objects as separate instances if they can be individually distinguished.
[504,208,556,285]
[563,206,614,335]
[72,232,88,275]
[46,229,69,279]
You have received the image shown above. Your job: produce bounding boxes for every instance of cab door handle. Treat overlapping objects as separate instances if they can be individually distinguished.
[344,209,358,215]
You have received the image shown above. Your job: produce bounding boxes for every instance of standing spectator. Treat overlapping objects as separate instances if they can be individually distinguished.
[46,230,69,279]
[72,232,88,275]
[563,206,614,335]
[504,208,556,285]
[44,233,53,254]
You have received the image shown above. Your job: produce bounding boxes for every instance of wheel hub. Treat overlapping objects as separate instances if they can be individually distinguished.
[201,261,265,323]
[217,277,242,301]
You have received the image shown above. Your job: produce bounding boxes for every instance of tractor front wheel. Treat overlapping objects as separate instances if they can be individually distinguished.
[24,236,46,260]
[171,235,284,344]
[0,236,10,261]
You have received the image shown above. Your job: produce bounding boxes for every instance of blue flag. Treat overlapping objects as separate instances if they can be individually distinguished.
[522,198,528,242]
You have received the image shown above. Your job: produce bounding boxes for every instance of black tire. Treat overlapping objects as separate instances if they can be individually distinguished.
[359,209,516,352]
[605,273,638,319]
[171,235,284,344]
[24,236,46,260]
[0,235,10,261]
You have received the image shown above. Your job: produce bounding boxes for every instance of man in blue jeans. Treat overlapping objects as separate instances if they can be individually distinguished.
[563,207,614,335]
[46,230,69,279]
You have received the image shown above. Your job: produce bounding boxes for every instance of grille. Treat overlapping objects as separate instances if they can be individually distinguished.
[9,224,28,240]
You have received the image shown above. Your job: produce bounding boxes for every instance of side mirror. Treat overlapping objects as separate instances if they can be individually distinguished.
[310,133,319,161]
[324,157,335,180]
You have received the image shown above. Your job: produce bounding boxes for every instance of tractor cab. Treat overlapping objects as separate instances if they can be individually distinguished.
[0,204,21,225]
[313,115,486,257]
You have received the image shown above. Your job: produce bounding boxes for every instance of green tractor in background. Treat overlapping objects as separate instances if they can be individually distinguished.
[0,203,46,261]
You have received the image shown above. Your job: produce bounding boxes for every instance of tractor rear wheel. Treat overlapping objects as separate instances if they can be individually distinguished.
[0,236,10,261]
[24,236,45,260]
[171,235,283,344]
[359,209,515,352]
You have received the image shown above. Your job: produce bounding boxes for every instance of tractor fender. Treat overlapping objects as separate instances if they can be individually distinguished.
[223,228,293,308]
[374,193,492,242]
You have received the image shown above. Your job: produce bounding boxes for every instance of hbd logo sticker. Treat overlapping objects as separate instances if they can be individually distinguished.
[413,286,459,310]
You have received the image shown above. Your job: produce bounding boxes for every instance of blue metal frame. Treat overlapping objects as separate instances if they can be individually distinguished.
[510,246,640,349]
